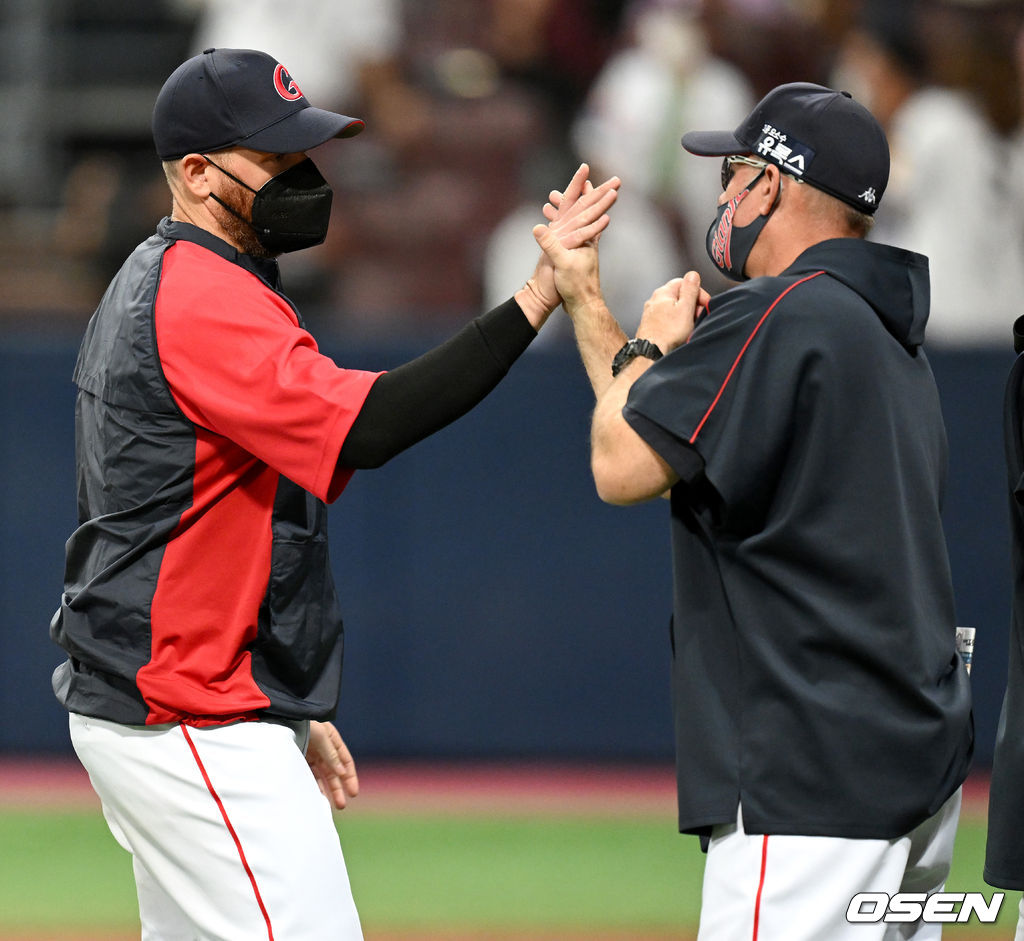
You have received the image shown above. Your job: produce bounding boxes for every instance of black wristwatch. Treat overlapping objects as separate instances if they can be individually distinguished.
[611,338,663,377]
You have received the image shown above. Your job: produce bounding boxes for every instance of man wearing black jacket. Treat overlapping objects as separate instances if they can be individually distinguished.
[536,82,972,940]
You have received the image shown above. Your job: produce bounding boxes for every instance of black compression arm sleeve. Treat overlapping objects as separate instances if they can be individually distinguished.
[337,298,538,469]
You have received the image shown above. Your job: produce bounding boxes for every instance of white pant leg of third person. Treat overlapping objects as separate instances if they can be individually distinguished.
[883,789,963,941]
[697,791,961,941]
[69,713,362,941]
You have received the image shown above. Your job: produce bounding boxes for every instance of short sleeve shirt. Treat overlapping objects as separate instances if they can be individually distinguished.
[622,241,973,839]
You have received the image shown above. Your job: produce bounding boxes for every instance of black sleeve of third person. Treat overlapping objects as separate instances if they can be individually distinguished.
[337,298,538,469]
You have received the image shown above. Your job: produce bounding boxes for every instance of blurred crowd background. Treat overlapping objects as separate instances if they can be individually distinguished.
[2,0,1023,349]
[1,0,1021,764]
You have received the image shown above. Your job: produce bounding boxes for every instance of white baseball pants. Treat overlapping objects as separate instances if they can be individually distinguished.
[697,789,962,941]
[69,713,363,941]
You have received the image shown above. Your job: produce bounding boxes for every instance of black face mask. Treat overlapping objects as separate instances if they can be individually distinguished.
[705,168,772,282]
[204,156,333,255]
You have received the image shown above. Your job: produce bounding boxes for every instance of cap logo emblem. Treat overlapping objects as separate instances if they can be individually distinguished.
[755,126,813,177]
[273,63,304,101]
[858,187,877,206]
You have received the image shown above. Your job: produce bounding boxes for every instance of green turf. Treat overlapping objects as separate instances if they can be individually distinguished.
[0,806,1018,936]
[0,810,139,933]
[338,814,699,932]
[944,815,1020,937]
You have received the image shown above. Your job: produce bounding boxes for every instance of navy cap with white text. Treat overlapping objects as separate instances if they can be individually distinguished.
[682,82,889,214]
[152,48,364,160]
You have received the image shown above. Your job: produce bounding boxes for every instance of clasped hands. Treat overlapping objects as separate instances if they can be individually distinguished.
[531,164,710,355]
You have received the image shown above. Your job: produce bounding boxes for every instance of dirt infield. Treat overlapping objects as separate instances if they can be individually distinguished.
[0,756,991,818]
[0,756,684,816]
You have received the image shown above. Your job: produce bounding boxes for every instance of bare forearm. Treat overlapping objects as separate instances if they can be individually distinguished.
[566,297,628,401]
[590,356,674,504]
[562,293,675,503]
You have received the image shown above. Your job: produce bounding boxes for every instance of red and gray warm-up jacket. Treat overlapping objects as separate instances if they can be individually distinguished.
[51,217,385,726]
[51,214,539,728]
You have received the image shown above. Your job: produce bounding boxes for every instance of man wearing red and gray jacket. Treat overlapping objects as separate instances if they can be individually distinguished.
[51,47,618,941]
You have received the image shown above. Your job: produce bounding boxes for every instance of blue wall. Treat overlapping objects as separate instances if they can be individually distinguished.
[1,332,1014,766]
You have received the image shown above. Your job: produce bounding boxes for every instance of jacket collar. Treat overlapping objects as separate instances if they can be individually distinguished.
[783,237,930,350]
[157,217,283,291]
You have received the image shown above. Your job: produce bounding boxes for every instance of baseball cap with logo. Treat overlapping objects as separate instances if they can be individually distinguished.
[681,82,889,214]
[152,48,364,160]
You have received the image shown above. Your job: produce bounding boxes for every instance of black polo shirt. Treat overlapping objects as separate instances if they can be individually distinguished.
[624,238,973,840]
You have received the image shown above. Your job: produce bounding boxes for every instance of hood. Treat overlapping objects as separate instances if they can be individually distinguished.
[784,238,930,350]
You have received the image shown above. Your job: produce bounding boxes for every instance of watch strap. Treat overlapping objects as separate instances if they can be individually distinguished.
[611,338,664,377]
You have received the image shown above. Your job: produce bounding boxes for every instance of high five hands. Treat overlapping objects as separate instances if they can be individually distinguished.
[533,172,710,356]
[516,164,620,328]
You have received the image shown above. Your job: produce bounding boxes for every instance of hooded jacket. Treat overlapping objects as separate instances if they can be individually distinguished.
[623,238,974,840]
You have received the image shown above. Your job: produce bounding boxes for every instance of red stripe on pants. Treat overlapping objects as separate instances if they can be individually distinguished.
[181,725,275,940]
[752,835,769,941]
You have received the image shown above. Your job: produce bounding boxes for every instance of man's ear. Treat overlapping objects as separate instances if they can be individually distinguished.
[757,164,782,217]
[179,154,213,198]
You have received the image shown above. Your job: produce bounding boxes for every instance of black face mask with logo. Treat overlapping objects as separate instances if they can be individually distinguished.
[204,156,333,255]
[705,167,774,282]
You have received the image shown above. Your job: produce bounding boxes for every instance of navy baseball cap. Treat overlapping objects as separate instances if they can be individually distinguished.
[682,82,889,214]
[152,48,364,160]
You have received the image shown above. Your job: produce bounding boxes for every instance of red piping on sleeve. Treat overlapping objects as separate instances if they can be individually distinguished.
[689,272,825,444]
